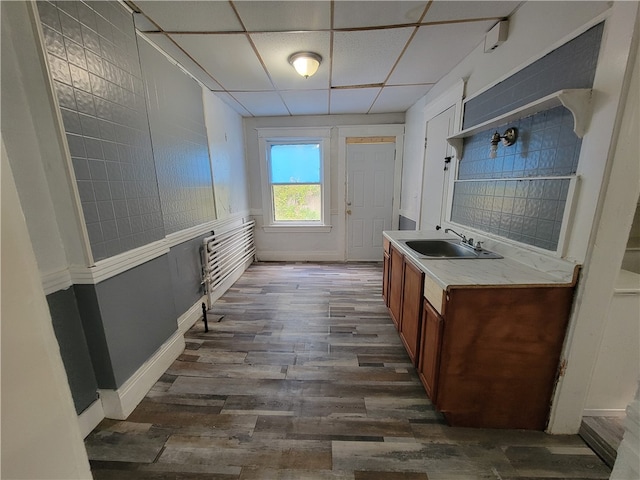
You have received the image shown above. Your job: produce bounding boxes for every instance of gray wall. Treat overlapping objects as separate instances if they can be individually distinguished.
[74,283,116,388]
[38,0,165,261]
[76,255,178,389]
[399,215,417,231]
[46,288,99,414]
[451,24,603,251]
[138,40,217,235]
[463,22,603,129]
[168,235,209,315]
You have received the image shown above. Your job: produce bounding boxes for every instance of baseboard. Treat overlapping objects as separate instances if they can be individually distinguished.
[582,409,627,417]
[99,330,185,420]
[206,257,253,306]
[177,295,207,335]
[77,398,105,438]
[41,268,73,295]
[255,251,342,262]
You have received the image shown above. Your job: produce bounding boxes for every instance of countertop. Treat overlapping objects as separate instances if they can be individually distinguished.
[384,230,579,291]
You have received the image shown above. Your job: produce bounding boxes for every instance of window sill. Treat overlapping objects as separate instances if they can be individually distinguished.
[262,225,333,233]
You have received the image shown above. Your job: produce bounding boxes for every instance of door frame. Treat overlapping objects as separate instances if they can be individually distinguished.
[337,125,405,261]
[421,80,465,229]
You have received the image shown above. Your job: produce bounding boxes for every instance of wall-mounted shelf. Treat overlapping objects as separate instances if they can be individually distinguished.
[446,89,593,158]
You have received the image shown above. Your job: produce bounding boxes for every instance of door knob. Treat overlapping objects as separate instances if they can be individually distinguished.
[346,209,352,215]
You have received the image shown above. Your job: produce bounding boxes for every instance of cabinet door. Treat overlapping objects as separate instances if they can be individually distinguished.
[388,245,404,329]
[399,260,424,365]
[419,299,444,401]
[382,251,390,307]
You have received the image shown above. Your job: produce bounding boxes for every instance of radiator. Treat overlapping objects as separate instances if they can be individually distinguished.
[202,220,256,306]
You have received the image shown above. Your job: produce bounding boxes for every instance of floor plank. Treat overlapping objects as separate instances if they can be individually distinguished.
[87,262,611,479]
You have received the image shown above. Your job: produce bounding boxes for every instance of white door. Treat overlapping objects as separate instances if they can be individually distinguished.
[420,106,456,230]
[346,142,396,261]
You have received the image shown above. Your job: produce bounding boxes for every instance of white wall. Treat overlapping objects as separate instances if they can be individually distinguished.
[402,1,640,433]
[550,8,640,432]
[244,113,403,260]
[1,139,92,479]
[204,90,251,219]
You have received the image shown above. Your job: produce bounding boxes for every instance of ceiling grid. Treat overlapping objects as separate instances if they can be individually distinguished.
[129,0,522,117]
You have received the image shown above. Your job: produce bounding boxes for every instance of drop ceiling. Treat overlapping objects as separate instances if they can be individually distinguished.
[128,1,522,117]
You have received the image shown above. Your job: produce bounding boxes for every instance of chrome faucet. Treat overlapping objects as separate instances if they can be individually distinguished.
[445,228,466,243]
[445,228,482,250]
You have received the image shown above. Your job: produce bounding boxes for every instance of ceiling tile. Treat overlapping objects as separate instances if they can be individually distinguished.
[133,12,157,31]
[333,1,428,29]
[423,1,520,23]
[169,34,273,91]
[142,33,223,91]
[281,90,329,115]
[233,1,331,32]
[329,88,380,115]
[214,92,253,117]
[388,21,494,85]
[232,91,290,117]
[332,28,414,87]
[251,32,330,90]
[134,1,243,32]
[369,85,433,113]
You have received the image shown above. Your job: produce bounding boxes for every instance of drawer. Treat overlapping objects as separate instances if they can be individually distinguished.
[424,275,444,314]
[383,237,391,254]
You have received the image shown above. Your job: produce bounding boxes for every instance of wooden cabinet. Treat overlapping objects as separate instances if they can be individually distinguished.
[419,286,574,430]
[398,259,424,366]
[418,298,444,401]
[388,245,404,329]
[382,238,390,307]
[384,237,575,430]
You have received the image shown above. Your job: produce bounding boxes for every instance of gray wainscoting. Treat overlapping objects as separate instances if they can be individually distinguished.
[399,215,417,231]
[168,235,209,315]
[75,255,178,389]
[46,288,99,414]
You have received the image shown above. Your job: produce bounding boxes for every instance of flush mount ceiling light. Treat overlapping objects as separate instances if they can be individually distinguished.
[288,52,322,79]
[489,127,517,158]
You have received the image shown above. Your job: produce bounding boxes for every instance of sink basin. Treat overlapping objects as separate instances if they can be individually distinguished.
[400,239,502,259]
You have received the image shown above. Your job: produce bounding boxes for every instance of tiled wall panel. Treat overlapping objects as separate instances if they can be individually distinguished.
[138,39,216,234]
[452,107,579,251]
[452,178,570,251]
[463,23,603,129]
[452,24,603,252]
[459,106,582,180]
[38,0,164,261]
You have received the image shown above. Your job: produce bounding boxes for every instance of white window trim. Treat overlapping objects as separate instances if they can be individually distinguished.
[257,127,331,230]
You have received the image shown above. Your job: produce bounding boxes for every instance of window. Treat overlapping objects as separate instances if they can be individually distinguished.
[258,128,331,231]
[269,143,321,222]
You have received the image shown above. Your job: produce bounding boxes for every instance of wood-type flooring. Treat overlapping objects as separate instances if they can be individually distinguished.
[86,262,611,479]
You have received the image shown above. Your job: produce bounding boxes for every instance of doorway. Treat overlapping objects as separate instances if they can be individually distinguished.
[346,139,396,261]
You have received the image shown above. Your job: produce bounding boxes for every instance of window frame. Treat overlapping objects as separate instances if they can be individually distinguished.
[258,128,331,232]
